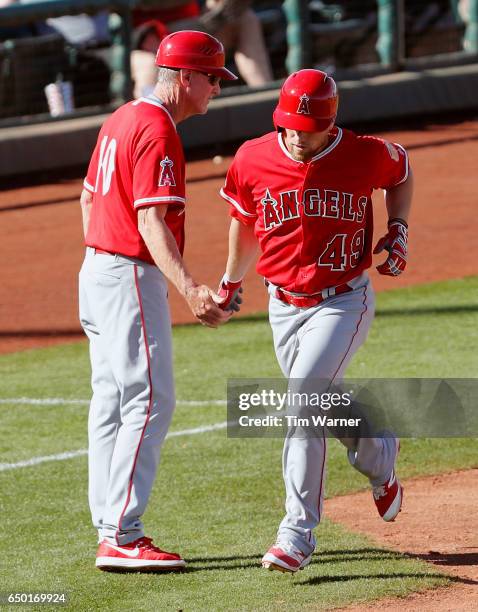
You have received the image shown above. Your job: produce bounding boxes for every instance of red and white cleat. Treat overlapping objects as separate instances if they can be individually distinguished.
[373,469,403,521]
[96,537,186,571]
[261,543,312,573]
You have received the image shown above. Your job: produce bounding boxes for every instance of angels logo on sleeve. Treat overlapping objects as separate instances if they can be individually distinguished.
[297,93,311,115]
[158,156,176,187]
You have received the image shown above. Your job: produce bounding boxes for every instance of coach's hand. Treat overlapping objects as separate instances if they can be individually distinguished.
[373,218,408,276]
[185,285,232,328]
[216,275,243,312]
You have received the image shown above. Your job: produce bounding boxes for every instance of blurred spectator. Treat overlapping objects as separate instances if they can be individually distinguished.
[0,0,113,117]
[458,0,470,22]
[36,12,110,48]
[131,0,274,98]
[310,1,376,22]
[25,1,112,108]
[308,0,378,72]
[405,0,454,32]
[0,0,110,47]
[457,0,473,51]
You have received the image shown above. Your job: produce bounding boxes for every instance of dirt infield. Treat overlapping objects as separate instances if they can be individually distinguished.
[332,469,478,611]
[1,118,478,354]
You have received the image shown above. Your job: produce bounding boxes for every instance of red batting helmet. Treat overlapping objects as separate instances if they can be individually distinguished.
[155,30,238,80]
[273,69,338,132]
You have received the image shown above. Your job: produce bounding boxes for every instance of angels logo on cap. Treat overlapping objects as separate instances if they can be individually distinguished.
[159,156,176,186]
[296,93,311,115]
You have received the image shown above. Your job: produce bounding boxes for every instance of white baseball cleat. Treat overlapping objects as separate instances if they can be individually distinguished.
[261,542,313,573]
[96,536,186,571]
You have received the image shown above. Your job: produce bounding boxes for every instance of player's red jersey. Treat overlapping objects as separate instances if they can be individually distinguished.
[221,127,409,294]
[84,97,186,264]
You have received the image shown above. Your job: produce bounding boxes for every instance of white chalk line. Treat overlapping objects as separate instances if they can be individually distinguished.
[0,397,226,407]
[0,421,231,473]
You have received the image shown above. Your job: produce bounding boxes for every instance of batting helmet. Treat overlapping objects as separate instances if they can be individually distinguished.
[273,69,338,132]
[155,30,238,80]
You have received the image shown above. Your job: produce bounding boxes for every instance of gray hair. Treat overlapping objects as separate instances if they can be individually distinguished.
[156,67,180,96]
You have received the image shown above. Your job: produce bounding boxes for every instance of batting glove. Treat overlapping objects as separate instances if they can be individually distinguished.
[217,275,243,312]
[373,218,408,276]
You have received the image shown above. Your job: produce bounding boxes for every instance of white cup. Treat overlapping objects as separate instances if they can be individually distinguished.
[44,80,75,117]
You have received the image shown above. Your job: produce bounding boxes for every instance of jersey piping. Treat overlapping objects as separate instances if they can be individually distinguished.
[84,179,95,193]
[134,195,186,208]
[392,143,409,185]
[220,187,257,218]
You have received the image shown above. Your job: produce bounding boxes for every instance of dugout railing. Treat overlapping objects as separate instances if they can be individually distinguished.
[0,0,477,127]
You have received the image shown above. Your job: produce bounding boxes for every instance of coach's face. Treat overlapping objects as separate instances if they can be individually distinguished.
[283,127,332,162]
[187,70,221,115]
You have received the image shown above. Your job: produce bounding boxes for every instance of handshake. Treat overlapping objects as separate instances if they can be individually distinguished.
[184,274,243,329]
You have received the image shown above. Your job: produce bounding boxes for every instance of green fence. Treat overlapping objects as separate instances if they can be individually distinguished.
[0,0,477,126]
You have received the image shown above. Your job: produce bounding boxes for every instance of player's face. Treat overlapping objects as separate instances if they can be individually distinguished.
[188,71,221,115]
[282,128,331,162]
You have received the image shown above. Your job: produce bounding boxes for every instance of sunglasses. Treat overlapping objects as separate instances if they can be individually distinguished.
[198,71,221,87]
[167,67,221,87]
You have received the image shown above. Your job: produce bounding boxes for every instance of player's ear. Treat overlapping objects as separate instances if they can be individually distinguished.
[179,69,193,87]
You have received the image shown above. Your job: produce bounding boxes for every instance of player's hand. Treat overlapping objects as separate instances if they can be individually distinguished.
[216,275,243,312]
[185,285,232,328]
[373,218,408,276]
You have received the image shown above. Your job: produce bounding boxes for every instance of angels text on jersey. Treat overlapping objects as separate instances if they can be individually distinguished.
[261,187,367,231]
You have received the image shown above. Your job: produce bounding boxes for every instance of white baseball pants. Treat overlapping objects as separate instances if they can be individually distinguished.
[268,274,398,555]
[79,247,175,545]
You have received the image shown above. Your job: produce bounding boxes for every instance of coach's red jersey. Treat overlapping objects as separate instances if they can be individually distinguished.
[84,97,186,263]
[221,127,409,293]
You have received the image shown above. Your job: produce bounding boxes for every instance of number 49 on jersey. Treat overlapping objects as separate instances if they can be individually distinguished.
[318,230,365,271]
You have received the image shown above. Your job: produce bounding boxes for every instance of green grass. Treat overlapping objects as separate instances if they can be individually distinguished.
[1,276,477,611]
[0,437,450,612]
